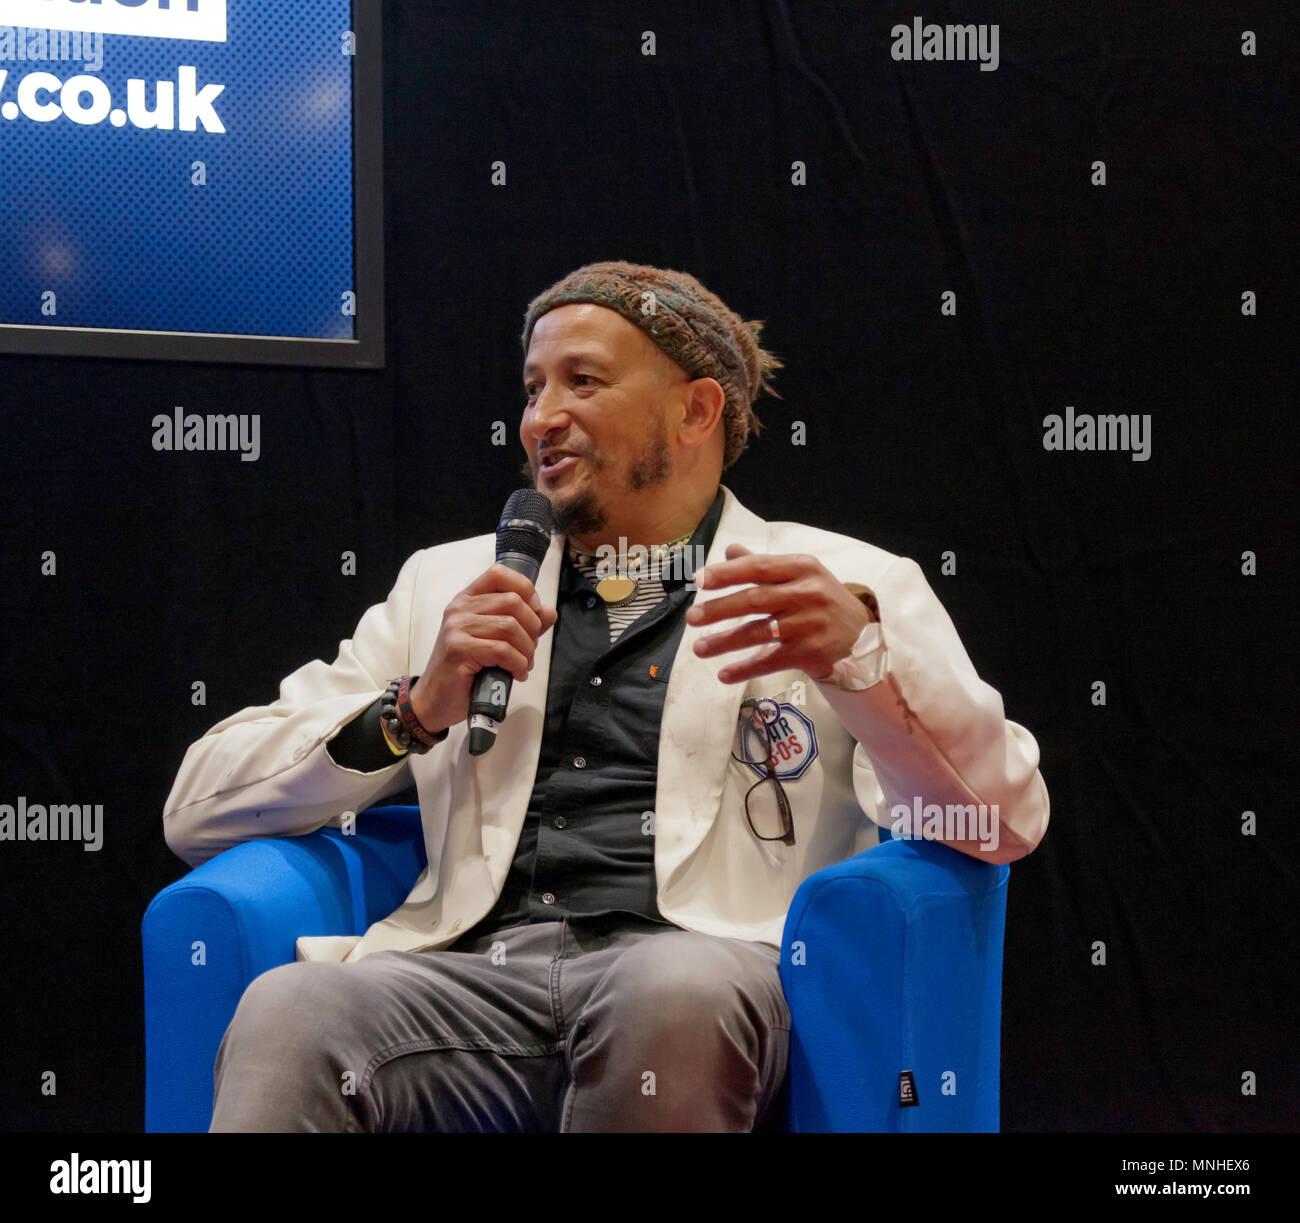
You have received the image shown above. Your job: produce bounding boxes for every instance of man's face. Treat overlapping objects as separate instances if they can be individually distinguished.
[520,303,684,539]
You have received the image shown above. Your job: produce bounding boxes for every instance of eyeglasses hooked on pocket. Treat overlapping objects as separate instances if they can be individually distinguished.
[732,696,797,851]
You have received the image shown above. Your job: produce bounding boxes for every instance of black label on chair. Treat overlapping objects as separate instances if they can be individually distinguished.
[899,1070,919,1107]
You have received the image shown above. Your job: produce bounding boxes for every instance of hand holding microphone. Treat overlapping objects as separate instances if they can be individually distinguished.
[408,490,556,755]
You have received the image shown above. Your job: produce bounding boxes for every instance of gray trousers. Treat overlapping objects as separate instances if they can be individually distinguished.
[209,912,790,1132]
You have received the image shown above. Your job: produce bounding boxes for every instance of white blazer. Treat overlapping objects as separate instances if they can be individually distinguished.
[163,484,1049,963]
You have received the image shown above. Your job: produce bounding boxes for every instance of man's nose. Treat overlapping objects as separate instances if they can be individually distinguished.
[522,382,571,441]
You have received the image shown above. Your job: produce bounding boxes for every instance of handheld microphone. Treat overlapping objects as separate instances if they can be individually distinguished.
[467,488,555,756]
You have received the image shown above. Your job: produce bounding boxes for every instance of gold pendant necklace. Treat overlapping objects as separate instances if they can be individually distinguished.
[569,530,695,605]
[594,574,638,604]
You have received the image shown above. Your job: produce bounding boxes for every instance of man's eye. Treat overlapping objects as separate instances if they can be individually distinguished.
[524,375,592,397]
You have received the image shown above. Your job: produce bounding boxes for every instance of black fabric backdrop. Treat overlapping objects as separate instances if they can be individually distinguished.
[1,1,1294,1133]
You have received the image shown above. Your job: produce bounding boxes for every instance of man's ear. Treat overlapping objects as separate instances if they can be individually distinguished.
[679,376,726,450]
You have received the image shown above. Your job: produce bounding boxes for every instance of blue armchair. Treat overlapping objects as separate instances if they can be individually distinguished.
[142,805,1009,1132]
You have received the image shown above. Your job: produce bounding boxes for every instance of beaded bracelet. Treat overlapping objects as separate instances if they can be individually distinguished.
[379,675,448,755]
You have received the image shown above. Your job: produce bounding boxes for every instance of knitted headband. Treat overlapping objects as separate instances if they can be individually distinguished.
[520,260,781,470]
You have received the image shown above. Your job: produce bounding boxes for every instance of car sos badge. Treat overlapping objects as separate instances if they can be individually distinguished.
[735,698,819,781]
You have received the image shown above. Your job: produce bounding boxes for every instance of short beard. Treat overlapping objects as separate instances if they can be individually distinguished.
[550,487,607,537]
[519,453,609,537]
[518,412,672,538]
[628,435,670,491]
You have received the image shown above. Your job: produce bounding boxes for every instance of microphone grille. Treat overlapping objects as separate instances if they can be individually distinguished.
[496,488,554,563]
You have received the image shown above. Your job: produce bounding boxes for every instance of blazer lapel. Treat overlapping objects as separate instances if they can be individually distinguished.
[654,484,770,893]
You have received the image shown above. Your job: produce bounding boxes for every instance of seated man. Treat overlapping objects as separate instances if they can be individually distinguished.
[163,260,1050,1132]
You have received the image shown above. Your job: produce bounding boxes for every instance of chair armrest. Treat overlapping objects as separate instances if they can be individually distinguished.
[142,805,424,1132]
[779,836,1010,1132]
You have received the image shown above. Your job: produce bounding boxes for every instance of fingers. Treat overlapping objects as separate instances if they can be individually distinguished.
[691,614,780,659]
[467,634,535,684]
[465,562,549,612]
[714,642,786,685]
[692,606,822,683]
[448,567,559,685]
[695,551,816,592]
[463,567,557,637]
[686,583,800,628]
[471,590,546,640]
[478,612,540,669]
